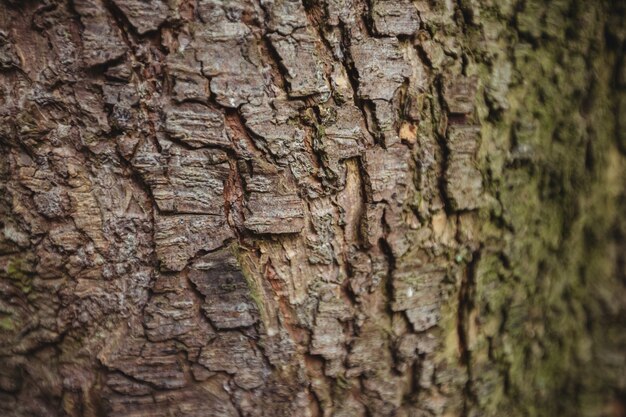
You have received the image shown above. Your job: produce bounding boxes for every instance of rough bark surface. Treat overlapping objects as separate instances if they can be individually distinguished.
[0,0,624,416]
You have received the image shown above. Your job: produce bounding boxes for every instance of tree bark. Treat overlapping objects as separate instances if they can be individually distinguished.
[0,0,624,416]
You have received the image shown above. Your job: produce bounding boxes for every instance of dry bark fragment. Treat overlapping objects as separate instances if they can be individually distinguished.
[350,35,410,101]
[107,381,239,417]
[363,144,411,204]
[164,103,230,148]
[143,289,212,343]
[240,98,307,158]
[111,0,171,34]
[370,0,420,36]
[101,339,187,390]
[392,260,447,332]
[133,141,230,214]
[166,48,210,103]
[443,75,478,115]
[189,248,259,329]
[73,0,128,67]
[316,104,369,185]
[194,0,266,108]
[243,193,305,234]
[198,331,267,390]
[444,125,483,210]
[268,29,329,97]
[154,214,234,271]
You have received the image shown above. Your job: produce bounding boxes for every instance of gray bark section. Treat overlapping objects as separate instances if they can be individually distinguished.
[0,0,624,416]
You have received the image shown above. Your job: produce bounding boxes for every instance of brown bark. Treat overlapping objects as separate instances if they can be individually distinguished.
[0,0,624,416]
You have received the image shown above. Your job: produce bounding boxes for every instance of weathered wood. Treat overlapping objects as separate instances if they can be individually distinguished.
[0,1,624,416]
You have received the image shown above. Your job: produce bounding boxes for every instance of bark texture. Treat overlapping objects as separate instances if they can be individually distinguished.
[0,0,624,416]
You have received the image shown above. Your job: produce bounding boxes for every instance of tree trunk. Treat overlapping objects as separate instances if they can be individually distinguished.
[0,0,624,416]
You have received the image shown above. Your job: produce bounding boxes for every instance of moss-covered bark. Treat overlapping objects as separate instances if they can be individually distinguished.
[0,0,624,416]
[454,1,626,415]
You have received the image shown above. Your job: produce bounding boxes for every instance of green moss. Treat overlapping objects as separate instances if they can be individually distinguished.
[0,316,15,331]
[5,257,33,294]
[232,246,267,321]
[333,374,352,394]
[450,0,626,415]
